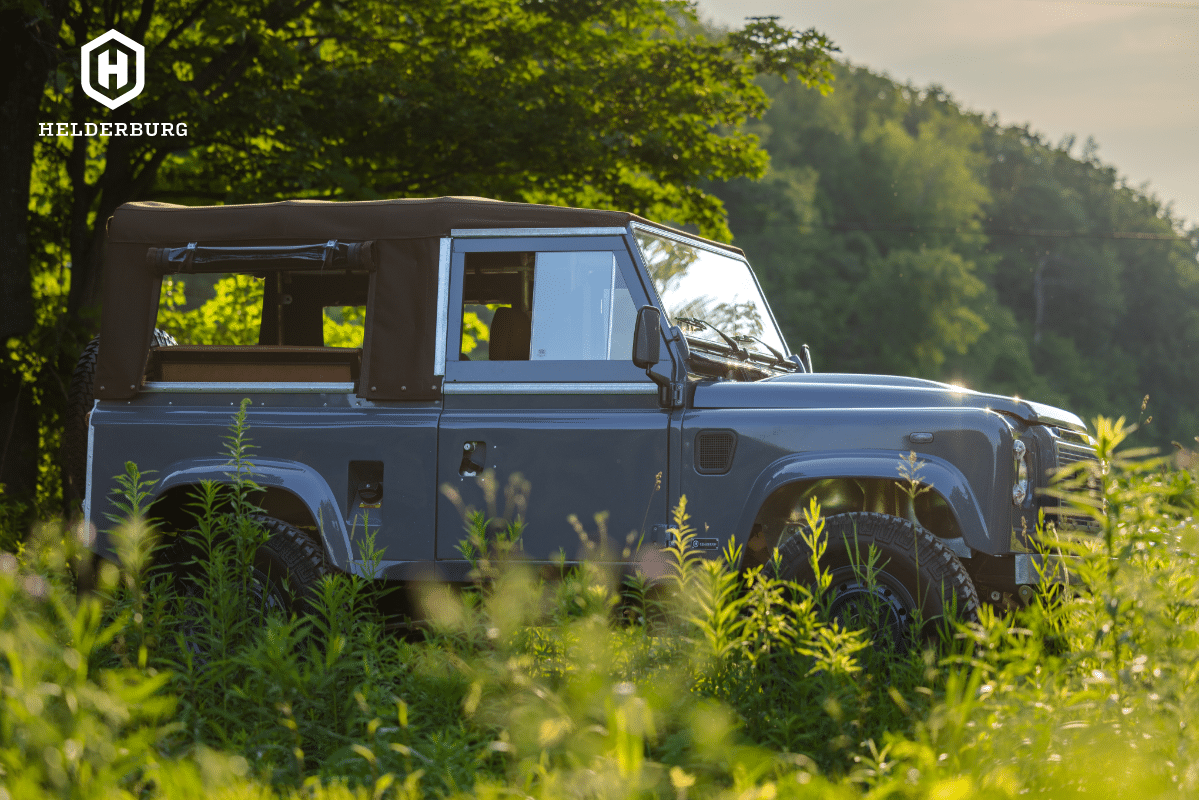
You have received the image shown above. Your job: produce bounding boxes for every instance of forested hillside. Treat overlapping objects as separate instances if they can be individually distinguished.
[715,64,1198,450]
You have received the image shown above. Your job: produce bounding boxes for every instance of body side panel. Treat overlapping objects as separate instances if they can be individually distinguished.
[87,392,440,572]
[678,405,1013,555]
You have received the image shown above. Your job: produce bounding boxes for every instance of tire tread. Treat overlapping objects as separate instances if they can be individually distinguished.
[250,514,331,609]
[776,511,979,620]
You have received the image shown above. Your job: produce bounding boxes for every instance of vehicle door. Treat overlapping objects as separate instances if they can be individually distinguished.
[435,232,670,563]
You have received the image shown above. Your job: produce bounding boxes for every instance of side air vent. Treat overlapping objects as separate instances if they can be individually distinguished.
[695,430,737,475]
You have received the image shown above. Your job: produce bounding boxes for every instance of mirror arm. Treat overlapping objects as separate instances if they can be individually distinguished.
[633,306,686,408]
[648,369,685,407]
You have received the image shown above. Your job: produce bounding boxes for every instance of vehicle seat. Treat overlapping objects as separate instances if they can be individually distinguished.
[489,307,531,360]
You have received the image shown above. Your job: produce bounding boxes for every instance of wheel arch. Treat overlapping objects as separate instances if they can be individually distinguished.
[735,450,991,571]
[148,457,353,570]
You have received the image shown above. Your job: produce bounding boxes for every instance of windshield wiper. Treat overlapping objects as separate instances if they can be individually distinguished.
[675,317,747,358]
[732,334,790,367]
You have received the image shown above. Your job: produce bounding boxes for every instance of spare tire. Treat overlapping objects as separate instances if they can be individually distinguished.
[63,329,177,506]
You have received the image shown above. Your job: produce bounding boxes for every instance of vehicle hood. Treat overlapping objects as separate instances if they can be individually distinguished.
[691,372,1087,431]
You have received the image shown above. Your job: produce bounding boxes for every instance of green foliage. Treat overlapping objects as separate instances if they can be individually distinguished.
[156,276,366,347]
[323,306,368,349]
[460,309,493,358]
[901,417,1199,797]
[156,275,265,346]
[1,254,73,516]
[0,485,31,555]
[717,63,1198,450]
[33,1,837,246]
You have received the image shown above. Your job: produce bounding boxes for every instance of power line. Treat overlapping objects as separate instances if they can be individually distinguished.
[1008,0,1197,7]
[814,222,1191,241]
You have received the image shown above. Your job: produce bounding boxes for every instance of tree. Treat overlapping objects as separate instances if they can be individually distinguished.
[1,0,837,510]
[1,1,67,503]
[981,123,1198,444]
[717,66,997,379]
[716,63,1198,450]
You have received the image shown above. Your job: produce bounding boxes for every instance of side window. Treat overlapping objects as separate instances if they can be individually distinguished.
[459,250,635,362]
[158,272,367,348]
[152,270,369,384]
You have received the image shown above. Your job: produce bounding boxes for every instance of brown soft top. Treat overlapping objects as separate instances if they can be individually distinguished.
[106,195,661,244]
[97,196,736,402]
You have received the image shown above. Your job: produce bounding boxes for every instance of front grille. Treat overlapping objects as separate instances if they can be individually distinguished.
[695,430,737,474]
[1050,429,1102,531]
[1056,440,1095,467]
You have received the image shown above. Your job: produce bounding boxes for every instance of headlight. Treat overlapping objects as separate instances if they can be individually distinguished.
[1012,439,1029,505]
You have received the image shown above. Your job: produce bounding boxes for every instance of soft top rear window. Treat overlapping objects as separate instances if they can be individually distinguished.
[150,270,368,384]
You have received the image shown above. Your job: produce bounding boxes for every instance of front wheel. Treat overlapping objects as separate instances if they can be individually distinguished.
[775,512,978,650]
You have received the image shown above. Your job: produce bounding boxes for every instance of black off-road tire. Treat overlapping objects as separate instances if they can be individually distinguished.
[248,515,331,617]
[169,515,330,617]
[775,512,979,650]
[165,516,330,659]
[63,329,177,505]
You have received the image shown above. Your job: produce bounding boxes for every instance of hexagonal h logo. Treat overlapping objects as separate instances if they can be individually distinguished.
[81,30,145,110]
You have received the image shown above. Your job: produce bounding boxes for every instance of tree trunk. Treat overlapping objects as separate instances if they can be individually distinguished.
[0,7,62,339]
[0,5,66,504]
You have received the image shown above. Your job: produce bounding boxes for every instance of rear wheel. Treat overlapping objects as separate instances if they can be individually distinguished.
[775,512,978,651]
[248,515,330,617]
[167,515,330,655]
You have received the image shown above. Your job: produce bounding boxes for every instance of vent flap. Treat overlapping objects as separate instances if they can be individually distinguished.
[695,430,737,475]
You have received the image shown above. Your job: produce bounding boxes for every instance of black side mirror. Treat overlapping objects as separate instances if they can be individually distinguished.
[632,306,661,369]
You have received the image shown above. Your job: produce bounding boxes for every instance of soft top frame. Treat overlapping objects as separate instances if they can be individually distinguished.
[96,196,743,401]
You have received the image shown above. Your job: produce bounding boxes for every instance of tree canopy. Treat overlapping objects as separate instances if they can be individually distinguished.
[1,0,836,507]
[23,1,834,318]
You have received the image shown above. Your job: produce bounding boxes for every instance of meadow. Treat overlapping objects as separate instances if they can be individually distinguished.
[0,410,1195,799]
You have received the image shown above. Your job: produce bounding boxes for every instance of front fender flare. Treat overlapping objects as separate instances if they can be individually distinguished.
[155,458,352,570]
[732,450,991,555]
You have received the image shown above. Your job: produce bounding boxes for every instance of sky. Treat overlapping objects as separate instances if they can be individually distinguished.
[695,0,1199,228]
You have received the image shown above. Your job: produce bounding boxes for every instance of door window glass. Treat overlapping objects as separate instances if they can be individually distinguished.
[459,250,635,361]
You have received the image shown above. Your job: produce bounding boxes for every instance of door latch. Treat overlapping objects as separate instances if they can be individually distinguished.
[459,441,487,477]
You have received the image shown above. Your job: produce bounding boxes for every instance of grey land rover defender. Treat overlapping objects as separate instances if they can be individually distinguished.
[72,196,1098,629]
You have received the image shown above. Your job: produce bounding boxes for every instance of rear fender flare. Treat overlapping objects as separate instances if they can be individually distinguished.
[154,458,352,570]
[734,450,990,555]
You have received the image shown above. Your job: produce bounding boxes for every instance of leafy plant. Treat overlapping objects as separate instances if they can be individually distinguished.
[0,415,1194,798]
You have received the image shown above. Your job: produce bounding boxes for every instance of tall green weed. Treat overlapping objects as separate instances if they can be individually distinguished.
[0,414,1194,798]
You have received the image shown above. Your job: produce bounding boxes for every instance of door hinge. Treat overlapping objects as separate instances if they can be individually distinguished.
[671,383,686,407]
[660,383,686,408]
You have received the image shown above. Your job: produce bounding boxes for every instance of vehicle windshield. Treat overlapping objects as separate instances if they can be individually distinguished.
[633,228,788,361]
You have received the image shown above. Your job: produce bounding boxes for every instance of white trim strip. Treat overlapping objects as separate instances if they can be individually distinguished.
[434,237,450,376]
[451,227,627,238]
[141,381,355,393]
[83,401,95,529]
[443,381,657,395]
